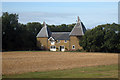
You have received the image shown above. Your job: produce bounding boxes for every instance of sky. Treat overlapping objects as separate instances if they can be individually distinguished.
[1,0,120,2]
[2,2,118,29]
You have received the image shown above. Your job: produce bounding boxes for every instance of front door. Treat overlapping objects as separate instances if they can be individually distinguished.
[60,46,65,51]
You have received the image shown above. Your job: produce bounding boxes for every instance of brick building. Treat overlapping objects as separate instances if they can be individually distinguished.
[36,16,86,51]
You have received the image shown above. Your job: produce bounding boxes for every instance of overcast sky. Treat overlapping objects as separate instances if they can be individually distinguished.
[2,2,118,29]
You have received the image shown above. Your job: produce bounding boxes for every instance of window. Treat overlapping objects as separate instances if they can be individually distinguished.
[51,41,55,45]
[51,41,54,44]
[64,40,67,43]
[72,45,75,49]
[50,46,56,51]
[50,46,56,49]
[41,44,44,49]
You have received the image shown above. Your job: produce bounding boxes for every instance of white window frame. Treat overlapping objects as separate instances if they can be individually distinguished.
[50,46,56,49]
[64,40,67,43]
[72,45,75,49]
[48,37,55,45]
[51,41,55,45]
[50,46,56,51]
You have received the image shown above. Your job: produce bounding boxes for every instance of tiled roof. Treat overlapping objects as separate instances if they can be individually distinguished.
[36,16,86,39]
[51,32,70,40]
[69,16,86,36]
[36,22,51,38]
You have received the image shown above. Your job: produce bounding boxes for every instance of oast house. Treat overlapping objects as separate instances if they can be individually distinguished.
[36,16,86,51]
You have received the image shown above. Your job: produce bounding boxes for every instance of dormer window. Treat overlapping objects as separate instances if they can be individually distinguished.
[48,37,55,45]
[51,41,55,45]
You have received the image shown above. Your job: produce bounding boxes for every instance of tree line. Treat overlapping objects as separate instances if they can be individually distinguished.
[79,23,120,53]
[2,12,75,51]
[2,12,120,53]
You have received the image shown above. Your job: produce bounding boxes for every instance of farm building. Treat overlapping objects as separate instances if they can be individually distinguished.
[36,16,86,51]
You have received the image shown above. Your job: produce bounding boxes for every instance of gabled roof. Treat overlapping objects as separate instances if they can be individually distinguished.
[48,37,55,41]
[69,16,86,36]
[36,22,51,38]
[51,32,70,40]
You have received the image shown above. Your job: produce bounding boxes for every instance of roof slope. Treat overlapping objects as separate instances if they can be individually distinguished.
[51,32,70,40]
[36,22,51,38]
[69,16,86,36]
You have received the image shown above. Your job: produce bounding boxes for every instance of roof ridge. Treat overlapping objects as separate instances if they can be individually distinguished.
[52,32,70,34]
[53,32,69,33]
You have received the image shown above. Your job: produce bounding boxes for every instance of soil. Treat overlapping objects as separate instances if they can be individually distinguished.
[2,51,118,75]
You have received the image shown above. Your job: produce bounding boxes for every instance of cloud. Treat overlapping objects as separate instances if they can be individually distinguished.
[3,2,116,29]
[18,12,76,24]
[18,11,117,29]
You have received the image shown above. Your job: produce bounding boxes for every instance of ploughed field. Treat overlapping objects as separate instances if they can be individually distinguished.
[2,51,118,75]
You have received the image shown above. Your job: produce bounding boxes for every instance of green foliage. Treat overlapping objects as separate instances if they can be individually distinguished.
[2,12,120,52]
[3,64,118,78]
[2,12,19,50]
[80,23,120,53]
[2,12,42,51]
[47,23,75,32]
[2,12,75,51]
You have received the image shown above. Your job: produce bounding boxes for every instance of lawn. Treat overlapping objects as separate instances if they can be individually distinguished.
[3,64,118,78]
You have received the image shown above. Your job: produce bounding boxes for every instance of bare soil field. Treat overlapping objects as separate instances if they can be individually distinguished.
[2,51,118,75]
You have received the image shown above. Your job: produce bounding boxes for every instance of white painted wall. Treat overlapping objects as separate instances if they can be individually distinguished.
[50,48,56,51]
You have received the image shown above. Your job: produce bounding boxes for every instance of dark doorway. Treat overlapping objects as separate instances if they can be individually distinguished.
[60,46,64,51]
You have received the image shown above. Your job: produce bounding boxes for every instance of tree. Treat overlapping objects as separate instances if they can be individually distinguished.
[80,23,120,53]
[2,12,76,51]
[2,12,19,50]
[26,22,42,36]
[102,23,120,52]
[2,12,42,51]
